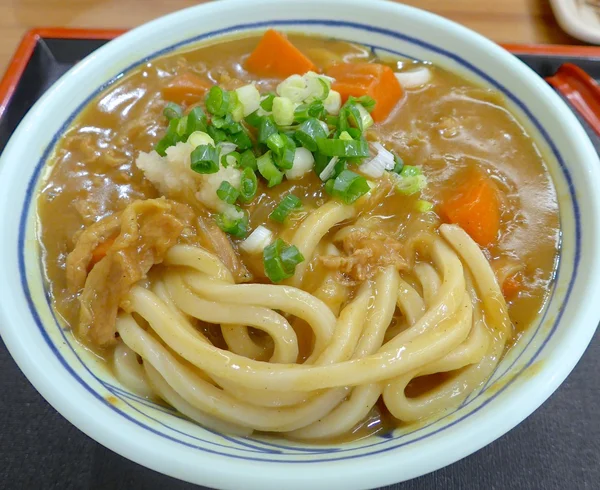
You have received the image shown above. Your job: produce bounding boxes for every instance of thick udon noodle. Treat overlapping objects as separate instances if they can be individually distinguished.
[113,200,511,439]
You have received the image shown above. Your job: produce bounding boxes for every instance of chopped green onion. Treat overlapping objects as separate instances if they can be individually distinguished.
[188,130,215,148]
[190,144,220,174]
[236,84,261,117]
[304,72,331,102]
[215,208,249,238]
[216,181,240,204]
[395,165,428,195]
[207,125,228,144]
[415,199,434,213]
[263,238,305,283]
[176,115,190,139]
[221,151,241,168]
[228,128,253,150]
[163,102,183,121]
[327,169,370,204]
[325,115,339,127]
[239,150,257,170]
[324,90,342,115]
[345,128,362,140]
[349,95,376,113]
[392,153,404,174]
[205,86,231,117]
[239,167,258,203]
[339,131,353,141]
[245,110,263,128]
[294,118,328,152]
[316,138,370,158]
[341,102,364,132]
[294,100,324,122]
[267,133,295,170]
[257,151,284,187]
[229,91,244,122]
[356,104,374,130]
[272,96,295,126]
[186,107,208,135]
[274,135,296,170]
[313,152,329,177]
[266,133,286,155]
[258,116,278,144]
[260,93,276,111]
[155,119,180,156]
[280,244,305,271]
[269,194,302,223]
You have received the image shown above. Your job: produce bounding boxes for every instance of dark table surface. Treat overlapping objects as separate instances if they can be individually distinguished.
[1,37,600,490]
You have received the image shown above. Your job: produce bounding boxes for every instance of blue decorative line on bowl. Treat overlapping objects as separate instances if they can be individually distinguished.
[17,19,578,463]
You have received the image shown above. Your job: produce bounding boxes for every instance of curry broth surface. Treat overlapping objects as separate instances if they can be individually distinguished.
[38,34,560,432]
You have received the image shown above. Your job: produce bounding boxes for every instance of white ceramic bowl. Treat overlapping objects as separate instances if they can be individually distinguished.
[1,0,600,488]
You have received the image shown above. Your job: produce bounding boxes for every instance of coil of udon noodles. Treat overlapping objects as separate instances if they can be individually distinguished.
[114,197,512,440]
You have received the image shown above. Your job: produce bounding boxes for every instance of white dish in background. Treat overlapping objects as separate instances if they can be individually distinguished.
[1,0,600,489]
[550,0,600,44]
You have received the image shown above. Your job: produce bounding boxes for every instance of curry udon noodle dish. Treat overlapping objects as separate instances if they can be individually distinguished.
[38,30,560,441]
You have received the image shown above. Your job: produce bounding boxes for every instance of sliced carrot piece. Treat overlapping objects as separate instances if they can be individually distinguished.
[245,29,317,79]
[88,236,117,271]
[326,63,403,122]
[162,72,212,105]
[502,274,522,299]
[440,171,501,247]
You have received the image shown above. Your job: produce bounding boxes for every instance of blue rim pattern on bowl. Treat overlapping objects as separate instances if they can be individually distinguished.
[19,19,578,462]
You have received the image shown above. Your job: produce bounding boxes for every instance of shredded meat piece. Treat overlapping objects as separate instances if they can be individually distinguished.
[196,214,252,283]
[319,228,409,283]
[66,198,196,346]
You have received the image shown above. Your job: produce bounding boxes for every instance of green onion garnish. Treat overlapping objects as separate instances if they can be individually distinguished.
[269,194,302,223]
[316,138,370,158]
[215,208,249,238]
[267,133,296,170]
[155,119,180,156]
[294,100,325,123]
[326,169,370,204]
[263,238,304,283]
[186,107,208,135]
[221,151,241,168]
[260,93,276,111]
[258,116,278,144]
[190,144,219,174]
[239,167,258,203]
[228,128,253,151]
[349,95,376,113]
[415,199,433,213]
[295,118,327,152]
[207,125,228,144]
[341,102,364,132]
[395,165,428,195]
[280,244,305,271]
[206,86,231,117]
[257,151,284,187]
[392,153,404,174]
[239,150,257,170]
[272,96,295,126]
[163,102,183,121]
[216,181,240,204]
[245,110,263,128]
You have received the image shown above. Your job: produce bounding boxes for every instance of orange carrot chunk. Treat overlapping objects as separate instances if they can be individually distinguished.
[245,29,317,79]
[88,236,116,271]
[502,274,522,299]
[326,63,403,122]
[162,72,212,105]
[441,172,501,247]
